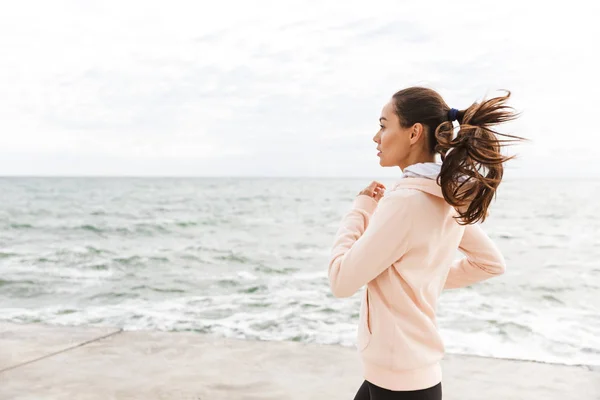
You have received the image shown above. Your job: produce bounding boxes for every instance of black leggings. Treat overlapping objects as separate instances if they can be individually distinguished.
[353,380,442,400]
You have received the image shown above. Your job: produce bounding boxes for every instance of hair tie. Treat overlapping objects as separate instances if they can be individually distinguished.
[448,108,459,122]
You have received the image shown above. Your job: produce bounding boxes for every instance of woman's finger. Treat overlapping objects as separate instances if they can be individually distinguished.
[358,182,386,198]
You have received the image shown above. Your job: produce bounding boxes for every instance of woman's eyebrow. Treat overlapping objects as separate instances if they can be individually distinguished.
[379,117,387,121]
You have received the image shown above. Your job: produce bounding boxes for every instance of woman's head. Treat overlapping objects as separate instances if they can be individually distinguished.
[374,88,449,169]
[374,86,525,225]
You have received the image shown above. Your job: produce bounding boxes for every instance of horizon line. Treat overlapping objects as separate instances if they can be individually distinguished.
[0,175,594,180]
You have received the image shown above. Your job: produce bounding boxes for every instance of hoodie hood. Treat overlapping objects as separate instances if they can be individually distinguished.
[402,162,442,180]
[390,162,444,198]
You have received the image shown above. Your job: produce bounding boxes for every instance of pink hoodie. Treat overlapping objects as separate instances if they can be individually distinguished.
[328,177,506,391]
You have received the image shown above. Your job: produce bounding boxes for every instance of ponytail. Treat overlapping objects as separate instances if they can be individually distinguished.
[392,88,527,225]
[434,91,524,224]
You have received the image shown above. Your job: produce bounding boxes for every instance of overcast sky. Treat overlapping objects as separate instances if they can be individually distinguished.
[1,0,598,177]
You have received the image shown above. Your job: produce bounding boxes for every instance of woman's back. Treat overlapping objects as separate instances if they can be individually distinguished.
[329,177,507,391]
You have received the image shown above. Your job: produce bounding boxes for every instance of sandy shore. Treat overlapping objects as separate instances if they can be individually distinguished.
[0,322,598,399]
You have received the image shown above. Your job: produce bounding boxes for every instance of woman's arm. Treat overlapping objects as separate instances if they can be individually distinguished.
[328,193,413,298]
[443,223,506,289]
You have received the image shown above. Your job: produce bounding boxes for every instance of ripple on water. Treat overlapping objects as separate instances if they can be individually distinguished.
[215,253,251,264]
[254,265,299,275]
[85,246,113,255]
[216,279,240,287]
[0,279,36,287]
[87,263,109,270]
[56,309,77,315]
[80,224,103,233]
[10,223,33,229]
[250,320,279,331]
[175,221,198,228]
[149,256,169,263]
[130,285,186,294]
[289,334,310,342]
[0,252,18,258]
[247,302,271,308]
[88,292,135,301]
[541,294,564,304]
[489,320,534,339]
[239,285,267,294]
[113,256,143,265]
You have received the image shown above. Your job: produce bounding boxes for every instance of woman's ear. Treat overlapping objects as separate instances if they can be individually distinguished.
[411,123,424,141]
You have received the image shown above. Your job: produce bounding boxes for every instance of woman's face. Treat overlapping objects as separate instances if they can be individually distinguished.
[373,99,412,168]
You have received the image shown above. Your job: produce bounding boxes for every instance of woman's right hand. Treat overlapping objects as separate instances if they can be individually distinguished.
[358,181,386,203]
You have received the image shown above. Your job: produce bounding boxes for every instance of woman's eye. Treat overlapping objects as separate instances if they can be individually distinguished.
[379,125,384,129]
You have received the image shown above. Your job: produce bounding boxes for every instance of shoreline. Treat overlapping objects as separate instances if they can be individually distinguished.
[1,322,599,399]
[3,320,597,371]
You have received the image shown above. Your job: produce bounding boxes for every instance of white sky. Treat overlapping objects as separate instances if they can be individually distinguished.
[0,0,599,177]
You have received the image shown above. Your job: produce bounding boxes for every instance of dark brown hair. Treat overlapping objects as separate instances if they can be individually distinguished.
[392,87,526,225]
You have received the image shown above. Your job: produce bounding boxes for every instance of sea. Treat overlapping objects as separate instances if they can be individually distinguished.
[1,177,599,367]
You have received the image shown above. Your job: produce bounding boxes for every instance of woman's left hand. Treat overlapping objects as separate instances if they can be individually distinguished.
[358,181,386,203]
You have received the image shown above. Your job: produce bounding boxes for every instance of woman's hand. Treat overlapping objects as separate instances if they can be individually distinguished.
[358,181,386,203]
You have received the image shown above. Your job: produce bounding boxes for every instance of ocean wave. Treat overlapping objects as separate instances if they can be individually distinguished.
[130,285,186,294]
[85,246,113,255]
[175,221,198,227]
[88,292,137,300]
[0,279,37,287]
[537,286,572,293]
[489,320,534,336]
[0,252,18,258]
[9,223,34,229]
[238,285,268,294]
[80,224,103,233]
[71,223,178,236]
[113,256,143,265]
[56,309,78,315]
[541,294,564,304]
[254,265,299,275]
[216,279,240,287]
[215,252,252,264]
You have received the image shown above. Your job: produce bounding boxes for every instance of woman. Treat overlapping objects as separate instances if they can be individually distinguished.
[328,87,525,400]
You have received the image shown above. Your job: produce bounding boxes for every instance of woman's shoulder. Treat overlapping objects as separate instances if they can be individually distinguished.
[388,178,444,200]
[378,189,422,210]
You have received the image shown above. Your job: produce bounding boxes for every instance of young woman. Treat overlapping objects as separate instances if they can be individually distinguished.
[328,87,524,400]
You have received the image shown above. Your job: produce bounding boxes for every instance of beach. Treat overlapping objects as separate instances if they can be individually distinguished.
[1,322,598,400]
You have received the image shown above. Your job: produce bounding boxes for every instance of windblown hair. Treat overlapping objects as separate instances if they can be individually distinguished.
[392,87,526,225]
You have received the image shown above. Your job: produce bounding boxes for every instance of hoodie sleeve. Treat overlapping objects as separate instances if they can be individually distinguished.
[328,193,412,298]
[443,223,506,289]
